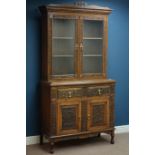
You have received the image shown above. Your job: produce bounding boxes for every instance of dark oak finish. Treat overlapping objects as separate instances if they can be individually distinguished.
[39,3,115,153]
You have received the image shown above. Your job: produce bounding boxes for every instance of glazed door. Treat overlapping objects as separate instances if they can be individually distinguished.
[50,15,79,78]
[79,16,107,78]
[87,97,110,131]
[57,99,81,135]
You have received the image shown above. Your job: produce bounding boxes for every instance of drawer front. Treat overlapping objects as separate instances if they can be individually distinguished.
[58,88,83,99]
[87,86,111,97]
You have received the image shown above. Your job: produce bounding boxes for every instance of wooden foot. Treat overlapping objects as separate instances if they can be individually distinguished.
[40,134,43,145]
[110,130,115,144]
[97,133,101,137]
[50,141,54,154]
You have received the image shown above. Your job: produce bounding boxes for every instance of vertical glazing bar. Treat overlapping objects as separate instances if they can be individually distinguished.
[48,13,53,80]
[75,16,80,78]
[103,15,108,78]
[79,16,83,78]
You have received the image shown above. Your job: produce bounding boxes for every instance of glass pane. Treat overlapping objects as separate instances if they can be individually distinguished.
[53,39,74,55]
[53,19,75,37]
[83,20,103,38]
[52,18,75,76]
[52,57,74,76]
[83,56,102,74]
[83,39,102,55]
[83,20,103,74]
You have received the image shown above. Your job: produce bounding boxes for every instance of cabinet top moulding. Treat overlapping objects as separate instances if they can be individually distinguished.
[41,79,116,87]
[39,4,112,15]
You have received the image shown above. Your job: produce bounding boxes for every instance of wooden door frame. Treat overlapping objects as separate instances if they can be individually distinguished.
[78,15,108,79]
[48,13,80,80]
[57,98,81,135]
[87,96,110,132]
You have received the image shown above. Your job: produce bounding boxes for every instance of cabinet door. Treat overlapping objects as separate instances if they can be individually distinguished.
[50,15,79,78]
[79,16,107,78]
[87,97,110,131]
[57,99,81,135]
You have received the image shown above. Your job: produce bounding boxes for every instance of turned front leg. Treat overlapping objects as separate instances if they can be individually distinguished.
[97,133,101,137]
[40,134,43,145]
[110,129,115,144]
[50,140,54,154]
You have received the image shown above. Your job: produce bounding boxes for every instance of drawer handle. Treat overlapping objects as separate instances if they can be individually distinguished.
[87,114,90,120]
[68,91,72,98]
[98,89,102,95]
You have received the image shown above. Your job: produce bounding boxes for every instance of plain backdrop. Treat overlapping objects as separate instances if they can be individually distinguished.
[0,0,155,155]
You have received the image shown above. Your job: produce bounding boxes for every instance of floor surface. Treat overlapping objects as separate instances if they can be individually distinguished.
[27,133,129,155]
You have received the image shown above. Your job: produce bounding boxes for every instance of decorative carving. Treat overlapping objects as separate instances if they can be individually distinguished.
[92,104,104,126]
[74,0,87,6]
[87,86,110,97]
[58,88,83,99]
[61,106,76,130]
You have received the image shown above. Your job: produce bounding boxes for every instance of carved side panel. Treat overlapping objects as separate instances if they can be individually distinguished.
[109,95,114,127]
[92,104,105,126]
[81,102,87,131]
[61,105,77,130]
[50,103,57,136]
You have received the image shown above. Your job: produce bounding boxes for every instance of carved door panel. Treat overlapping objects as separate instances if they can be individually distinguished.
[87,97,110,131]
[57,99,81,135]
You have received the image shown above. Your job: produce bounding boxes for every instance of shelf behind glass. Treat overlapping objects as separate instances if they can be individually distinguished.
[83,55,102,57]
[53,37,74,39]
[83,37,103,40]
[52,74,74,77]
[52,54,74,57]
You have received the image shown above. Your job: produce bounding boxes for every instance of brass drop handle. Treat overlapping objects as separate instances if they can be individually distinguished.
[88,114,90,120]
[98,89,102,95]
[68,91,72,98]
[80,43,83,51]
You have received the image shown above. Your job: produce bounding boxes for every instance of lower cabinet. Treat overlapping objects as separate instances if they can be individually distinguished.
[40,81,115,153]
[57,96,110,135]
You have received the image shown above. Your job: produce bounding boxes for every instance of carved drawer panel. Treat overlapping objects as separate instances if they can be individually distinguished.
[58,88,83,99]
[87,86,110,97]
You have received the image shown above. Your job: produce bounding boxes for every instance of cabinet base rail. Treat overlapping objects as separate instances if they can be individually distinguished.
[40,128,115,154]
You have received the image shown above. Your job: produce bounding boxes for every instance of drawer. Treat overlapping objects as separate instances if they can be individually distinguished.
[57,88,83,99]
[87,86,110,97]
